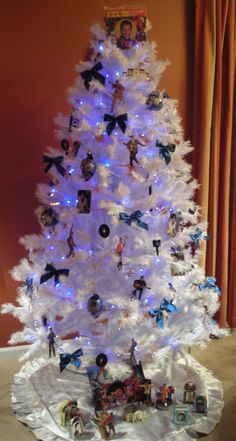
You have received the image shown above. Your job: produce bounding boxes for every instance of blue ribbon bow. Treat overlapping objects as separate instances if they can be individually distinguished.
[197,277,221,295]
[104,113,128,135]
[80,61,105,90]
[190,228,208,245]
[40,263,69,286]
[43,155,65,176]
[149,298,178,328]
[22,277,34,296]
[155,140,176,165]
[59,348,83,373]
[119,210,148,231]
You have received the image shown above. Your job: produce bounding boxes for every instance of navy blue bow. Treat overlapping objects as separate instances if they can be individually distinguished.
[59,348,83,373]
[149,298,178,328]
[155,141,176,165]
[43,155,65,176]
[80,62,105,90]
[197,277,221,295]
[104,113,128,135]
[40,263,69,286]
[190,228,208,245]
[119,210,148,231]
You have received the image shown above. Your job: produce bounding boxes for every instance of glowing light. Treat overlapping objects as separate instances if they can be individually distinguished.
[65,199,72,205]
[80,100,83,105]
[140,268,144,273]
[105,161,111,167]
[68,167,74,175]
[61,256,66,261]
[155,257,161,264]
[49,246,54,250]
[136,114,139,118]
[46,234,51,239]
[116,72,120,77]
[106,74,109,78]
[99,44,104,51]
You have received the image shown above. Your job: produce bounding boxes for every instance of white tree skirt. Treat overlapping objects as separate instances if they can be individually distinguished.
[11,353,223,441]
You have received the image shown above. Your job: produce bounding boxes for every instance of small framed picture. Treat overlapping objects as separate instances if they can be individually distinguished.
[173,405,191,425]
[77,190,91,213]
[104,5,147,50]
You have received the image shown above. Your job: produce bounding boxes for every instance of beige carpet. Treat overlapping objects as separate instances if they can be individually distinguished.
[0,332,235,441]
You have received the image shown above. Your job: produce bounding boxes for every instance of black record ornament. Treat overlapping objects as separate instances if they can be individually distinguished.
[99,224,110,238]
[87,293,103,318]
[96,353,108,368]
[80,152,96,181]
[41,207,59,227]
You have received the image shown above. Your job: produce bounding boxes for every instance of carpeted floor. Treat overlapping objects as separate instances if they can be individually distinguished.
[0,332,235,441]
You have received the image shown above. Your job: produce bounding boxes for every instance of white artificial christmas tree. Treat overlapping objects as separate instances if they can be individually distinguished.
[2,12,228,441]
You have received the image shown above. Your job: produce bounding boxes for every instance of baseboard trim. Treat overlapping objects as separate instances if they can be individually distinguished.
[0,344,29,353]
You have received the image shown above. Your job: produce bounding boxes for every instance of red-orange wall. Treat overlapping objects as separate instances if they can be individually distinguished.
[0,0,194,346]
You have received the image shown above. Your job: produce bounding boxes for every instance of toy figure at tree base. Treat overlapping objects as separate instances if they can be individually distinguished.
[59,399,84,438]
[194,395,208,415]
[47,327,56,358]
[183,381,196,404]
[156,384,175,410]
[95,410,115,440]
[123,403,148,423]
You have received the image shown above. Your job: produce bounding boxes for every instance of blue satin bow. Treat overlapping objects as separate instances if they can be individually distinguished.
[190,228,208,245]
[43,155,65,176]
[155,140,176,165]
[104,113,128,135]
[40,263,69,286]
[197,277,221,295]
[80,61,105,90]
[59,348,83,373]
[149,298,178,328]
[119,210,149,231]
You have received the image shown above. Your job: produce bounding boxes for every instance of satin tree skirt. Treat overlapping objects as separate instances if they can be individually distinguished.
[11,353,223,441]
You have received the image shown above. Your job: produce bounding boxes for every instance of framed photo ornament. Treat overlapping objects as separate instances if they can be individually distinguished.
[104,5,147,50]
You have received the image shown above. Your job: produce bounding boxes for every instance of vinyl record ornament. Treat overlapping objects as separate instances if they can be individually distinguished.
[99,224,110,238]
[96,352,108,368]
[80,152,96,181]
[41,207,59,227]
[87,293,103,318]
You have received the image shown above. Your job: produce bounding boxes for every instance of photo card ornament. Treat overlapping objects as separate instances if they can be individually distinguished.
[173,405,191,425]
[41,206,59,227]
[104,5,147,50]
[77,190,91,213]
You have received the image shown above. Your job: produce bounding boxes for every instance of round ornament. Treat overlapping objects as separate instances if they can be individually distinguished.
[146,90,163,110]
[96,353,108,368]
[87,293,103,318]
[99,224,110,238]
[80,152,96,181]
[41,207,59,227]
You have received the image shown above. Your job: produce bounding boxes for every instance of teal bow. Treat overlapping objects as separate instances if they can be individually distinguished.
[119,210,148,231]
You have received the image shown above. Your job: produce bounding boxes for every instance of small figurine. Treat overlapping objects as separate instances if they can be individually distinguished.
[194,395,208,415]
[170,246,185,261]
[156,384,174,410]
[140,379,152,405]
[123,135,146,167]
[60,400,84,438]
[80,152,96,181]
[67,225,76,258]
[152,239,161,255]
[41,315,48,328]
[87,293,103,318]
[96,410,115,440]
[123,403,148,423]
[110,79,125,112]
[41,207,59,227]
[166,211,183,236]
[115,237,126,270]
[129,338,137,367]
[47,326,56,358]
[131,276,149,300]
[183,381,196,404]
[146,90,163,110]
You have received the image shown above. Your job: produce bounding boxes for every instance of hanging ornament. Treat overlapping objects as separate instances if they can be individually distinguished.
[68,114,80,132]
[41,207,59,227]
[22,277,34,297]
[87,293,103,318]
[80,152,96,181]
[99,224,110,238]
[77,190,91,213]
[96,353,108,368]
[110,80,125,112]
[148,299,178,328]
[166,212,182,236]
[155,140,176,165]
[123,135,146,167]
[80,61,105,90]
[146,90,163,110]
[61,139,70,153]
[40,263,69,285]
[104,113,128,136]
[115,237,126,270]
[59,348,83,372]
[153,239,161,255]
[43,155,66,176]
[41,315,48,328]
[119,210,148,231]
[67,225,76,258]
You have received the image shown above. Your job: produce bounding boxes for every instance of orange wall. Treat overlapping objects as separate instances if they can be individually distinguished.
[0,0,194,346]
